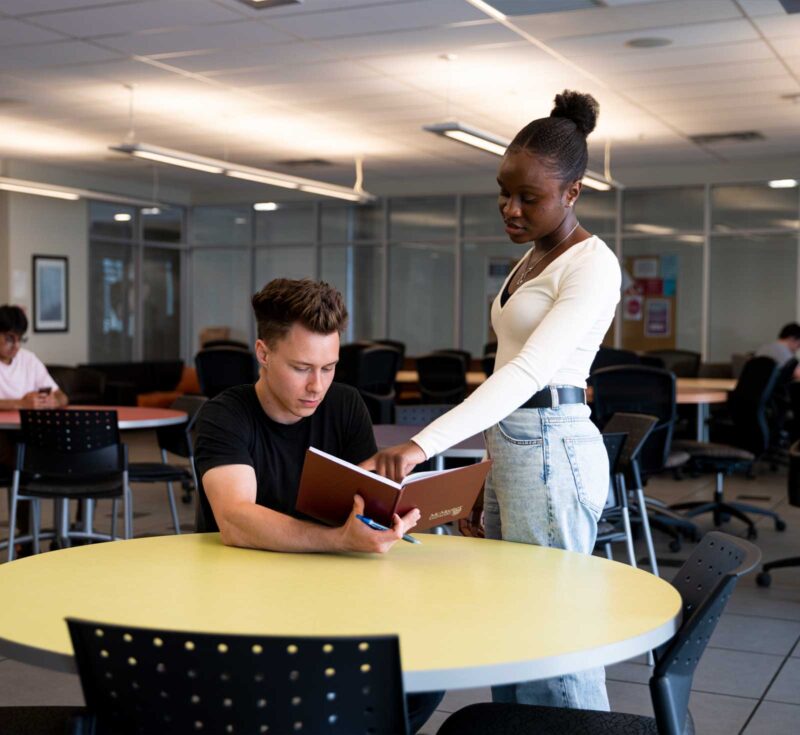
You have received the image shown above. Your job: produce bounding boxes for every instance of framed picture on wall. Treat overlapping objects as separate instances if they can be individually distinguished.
[32,255,69,332]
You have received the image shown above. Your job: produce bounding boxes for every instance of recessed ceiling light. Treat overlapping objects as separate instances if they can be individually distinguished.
[253,202,279,211]
[625,37,672,48]
[114,213,132,222]
[768,179,798,188]
[141,207,162,215]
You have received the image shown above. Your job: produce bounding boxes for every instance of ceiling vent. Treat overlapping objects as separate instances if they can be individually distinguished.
[275,158,334,168]
[487,0,603,15]
[235,0,302,9]
[689,131,764,145]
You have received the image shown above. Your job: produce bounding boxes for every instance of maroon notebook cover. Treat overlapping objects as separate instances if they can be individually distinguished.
[295,448,491,531]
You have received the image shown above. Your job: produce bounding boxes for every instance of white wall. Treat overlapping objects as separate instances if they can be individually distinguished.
[0,192,89,365]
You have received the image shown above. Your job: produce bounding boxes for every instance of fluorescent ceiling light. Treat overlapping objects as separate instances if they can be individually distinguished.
[628,224,676,235]
[253,202,278,211]
[768,179,798,188]
[111,142,373,202]
[141,207,162,215]
[113,213,132,222]
[424,121,619,190]
[465,0,506,22]
[228,170,299,189]
[0,180,80,200]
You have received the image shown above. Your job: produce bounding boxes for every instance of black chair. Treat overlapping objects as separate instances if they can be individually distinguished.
[590,366,697,558]
[642,350,701,378]
[438,531,760,735]
[672,356,786,539]
[201,338,250,350]
[434,348,472,370]
[482,353,496,377]
[46,365,107,404]
[698,362,733,379]
[128,396,207,533]
[0,706,85,735]
[195,348,258,399]
[590,346,640,374]
[416,353,467,404]
[395,404,452,425]
[483,340,498,356]
[6,410,131,561]
[66,619,409,735]
[356,345,402,425]
[334,341,373,387]
[373,339,406,364]
[594,431,636,566]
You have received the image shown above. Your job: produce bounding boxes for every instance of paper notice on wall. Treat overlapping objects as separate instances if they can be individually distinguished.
[632,257,659,278]
[623,294,643,321]
[11,270,27,301]
[644,298,671,338]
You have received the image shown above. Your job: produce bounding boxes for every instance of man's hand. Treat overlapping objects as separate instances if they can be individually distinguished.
[359,441,428,483]
[337,494,420,553]
[19,391,53,409]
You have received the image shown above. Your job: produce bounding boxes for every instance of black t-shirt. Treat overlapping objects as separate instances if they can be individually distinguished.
[193,383,377,531]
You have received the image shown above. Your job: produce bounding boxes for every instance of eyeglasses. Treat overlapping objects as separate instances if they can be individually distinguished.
[1,333,27,346]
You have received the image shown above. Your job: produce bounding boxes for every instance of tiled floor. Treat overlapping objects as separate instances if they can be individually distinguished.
[1,430,799,734]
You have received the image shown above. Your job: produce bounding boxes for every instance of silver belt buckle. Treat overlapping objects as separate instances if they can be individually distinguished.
[549,385,560,408]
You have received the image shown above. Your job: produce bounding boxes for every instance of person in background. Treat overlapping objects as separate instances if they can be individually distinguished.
[756,323,800,380]
[0,304,68,410]
[362,90,621,712]
[193,278,442,733]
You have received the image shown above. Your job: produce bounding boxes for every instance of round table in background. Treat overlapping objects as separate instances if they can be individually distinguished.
[0,533,681,692]
[0,405,187,431]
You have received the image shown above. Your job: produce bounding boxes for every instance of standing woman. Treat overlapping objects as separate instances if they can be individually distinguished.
[362,90,621,711]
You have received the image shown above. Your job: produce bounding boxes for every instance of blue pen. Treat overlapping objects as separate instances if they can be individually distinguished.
[356,514,421,544]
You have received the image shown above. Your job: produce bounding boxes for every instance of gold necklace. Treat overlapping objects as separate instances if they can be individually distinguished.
[514,222,580,287]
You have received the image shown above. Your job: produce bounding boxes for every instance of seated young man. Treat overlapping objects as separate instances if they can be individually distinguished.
[194,278,442,732]
[0,304,68,410]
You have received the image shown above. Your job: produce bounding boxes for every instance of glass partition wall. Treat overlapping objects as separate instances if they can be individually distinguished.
[85,181,786,365]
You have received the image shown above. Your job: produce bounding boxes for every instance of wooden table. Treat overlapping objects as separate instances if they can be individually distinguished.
[396,370,485,387]
[0,405,187,431]
[0,534,681,692]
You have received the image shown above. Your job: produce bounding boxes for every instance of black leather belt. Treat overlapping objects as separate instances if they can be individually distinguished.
[520,386,586,409]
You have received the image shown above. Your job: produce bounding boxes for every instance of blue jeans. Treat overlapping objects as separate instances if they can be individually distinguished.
[483,400,610,712]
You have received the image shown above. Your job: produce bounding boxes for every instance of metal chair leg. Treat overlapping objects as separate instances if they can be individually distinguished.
[635,486,660,577]
[31,499,41,555]
[166,482,181,534]
[7,472,20,562]
[123,473,133,540]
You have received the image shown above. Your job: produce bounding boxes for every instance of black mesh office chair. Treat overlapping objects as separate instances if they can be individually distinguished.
[594,431,636,566]
[433,348,472,368]
[373,339,406,363]
[482,353,496,377]
[46,365,107,404]
[590,367,698,560]
[641,349,701,377]
[6,410,131,561]
[128,396,207,533]
[416,353,467,404]
[673,356,785,539]
[195,348,258,399]
[66,619,409,735]
[590,346,640,374]
[356,345,402,424]
[334,341,373,387]
[437,531,760,735]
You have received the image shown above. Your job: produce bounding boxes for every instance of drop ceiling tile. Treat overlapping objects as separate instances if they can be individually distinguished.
[317,23,519,60]
[157,41,339,73]
[0,40,123,71]
[512,0,741,41]
[212,0,417,15]
[0,17,66,45]
[606,57,789,87]
[97,21,294,56]
[752,12,800,38]
[769,37,800,56]
[571,39,774,74]
[550,19,760,56]
[0,0,143,15]
[267,0,485,40]
[207,59,379,87]
[32,0,241,37]
[738,0,789,17]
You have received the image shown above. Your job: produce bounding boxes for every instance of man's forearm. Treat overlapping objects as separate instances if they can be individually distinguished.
[0,399,21,409]
[217,501,344,553]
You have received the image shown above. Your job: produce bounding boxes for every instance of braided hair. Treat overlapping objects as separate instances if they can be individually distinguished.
[508,90,599,186]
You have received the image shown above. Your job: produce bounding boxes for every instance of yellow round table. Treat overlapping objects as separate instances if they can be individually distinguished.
[0,534,681,692]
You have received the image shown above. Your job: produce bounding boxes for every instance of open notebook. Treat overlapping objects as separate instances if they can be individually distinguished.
[296,447,491,531]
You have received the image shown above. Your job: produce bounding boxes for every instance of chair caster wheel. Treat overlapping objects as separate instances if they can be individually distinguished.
[756,572,772,588]
[747,527,758,540]
[669,539,682,553]
[776,519,787,532]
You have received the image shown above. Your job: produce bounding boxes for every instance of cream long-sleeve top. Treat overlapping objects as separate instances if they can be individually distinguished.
[411,235,622,459]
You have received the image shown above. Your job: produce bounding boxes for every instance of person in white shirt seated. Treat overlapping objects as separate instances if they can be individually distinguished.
[755,322,800,380]
[0,305,68,410]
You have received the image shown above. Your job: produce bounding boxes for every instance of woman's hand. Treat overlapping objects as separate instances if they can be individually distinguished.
[359,441,428,483]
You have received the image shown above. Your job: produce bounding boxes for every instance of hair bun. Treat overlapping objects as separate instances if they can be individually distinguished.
[550,90,599,137]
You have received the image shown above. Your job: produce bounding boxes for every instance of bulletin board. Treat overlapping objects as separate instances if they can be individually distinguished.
[621,255,677,351]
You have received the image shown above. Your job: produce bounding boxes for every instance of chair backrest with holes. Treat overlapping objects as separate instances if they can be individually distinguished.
[19,409,123,479]
[649,532,760,735]
[67,619,409,735]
